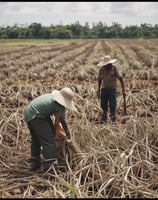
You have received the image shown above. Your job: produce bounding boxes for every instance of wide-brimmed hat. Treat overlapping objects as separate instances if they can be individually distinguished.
[51,87,77,111]
[97,55,117,67]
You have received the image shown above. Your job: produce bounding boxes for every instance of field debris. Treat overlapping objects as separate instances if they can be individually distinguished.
[0,39,158,198]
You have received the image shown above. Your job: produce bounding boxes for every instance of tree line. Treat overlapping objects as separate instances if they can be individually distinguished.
[0,21,158,39]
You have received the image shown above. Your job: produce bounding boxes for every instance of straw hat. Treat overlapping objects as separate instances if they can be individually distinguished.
[51,87,77,111]
[97,55,117,67]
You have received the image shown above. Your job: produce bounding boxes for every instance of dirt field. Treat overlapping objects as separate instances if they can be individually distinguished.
[0,39,158,198]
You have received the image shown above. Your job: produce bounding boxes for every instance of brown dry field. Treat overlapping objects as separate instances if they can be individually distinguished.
[0,38,158,198]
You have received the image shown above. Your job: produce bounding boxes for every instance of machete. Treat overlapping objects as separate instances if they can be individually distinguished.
[123,93,127,115]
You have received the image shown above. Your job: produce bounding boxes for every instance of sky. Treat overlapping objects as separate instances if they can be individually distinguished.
[0,2,158,27]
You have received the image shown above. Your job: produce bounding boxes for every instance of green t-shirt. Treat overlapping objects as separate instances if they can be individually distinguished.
[24,93,65,122]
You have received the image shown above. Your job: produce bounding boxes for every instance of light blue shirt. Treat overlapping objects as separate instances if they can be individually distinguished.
[24,93,65,122]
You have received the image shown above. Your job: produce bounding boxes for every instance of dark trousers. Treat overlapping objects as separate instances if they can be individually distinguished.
[101,88,116,121]
[27,117,57,160]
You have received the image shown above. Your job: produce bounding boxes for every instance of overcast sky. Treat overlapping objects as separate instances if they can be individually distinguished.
[0,2,158,27]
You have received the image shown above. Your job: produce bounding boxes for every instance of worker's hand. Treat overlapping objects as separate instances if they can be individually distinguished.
[67,139,72,143]
[67,135,71,140]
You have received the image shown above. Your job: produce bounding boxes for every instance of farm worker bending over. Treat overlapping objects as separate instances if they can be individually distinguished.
[24,87,77,173]
[97,55,126,123]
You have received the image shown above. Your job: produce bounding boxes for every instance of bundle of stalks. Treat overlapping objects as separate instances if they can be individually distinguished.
[57,132,82,154]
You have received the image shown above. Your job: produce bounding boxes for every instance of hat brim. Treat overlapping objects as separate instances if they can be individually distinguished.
[51,90,77,111]
[97,59,117,67]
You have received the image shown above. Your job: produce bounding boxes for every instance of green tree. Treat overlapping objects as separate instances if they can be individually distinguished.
[29,23,42,38]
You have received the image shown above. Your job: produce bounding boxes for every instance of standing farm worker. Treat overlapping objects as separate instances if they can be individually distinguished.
[97,55,126,123]
[24,87,77,173]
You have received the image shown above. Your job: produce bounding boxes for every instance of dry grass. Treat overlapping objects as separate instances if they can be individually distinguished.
[0,39,158,198]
